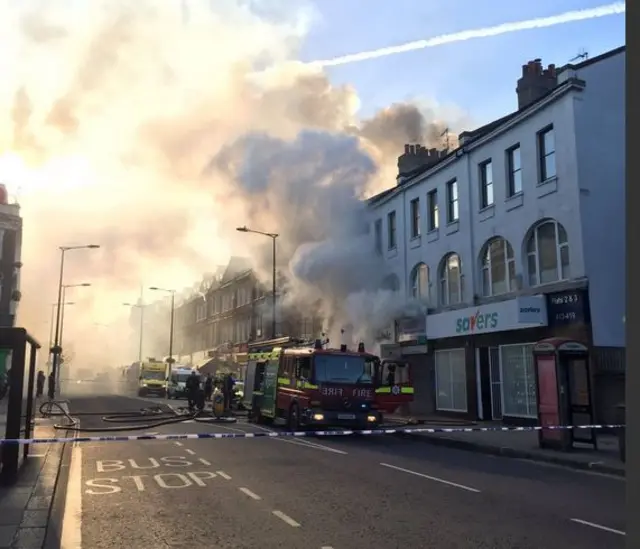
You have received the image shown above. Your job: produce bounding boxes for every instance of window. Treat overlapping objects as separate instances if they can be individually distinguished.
[374,219,382,255]
[500,344,537,418]
[479,160,494,208]
[481,238,517,296]
[538,126,556,181]
[507,145,522,196]
[427,190,439,231]
[410,263,429,300]
[410,198,420,238]
[526,220,570,286]
[381,274,400,292]
[313,354,374,385]
[440,253,462,305]
[387,211,397,249]
[435,349,467,412]
[446,179,459,223]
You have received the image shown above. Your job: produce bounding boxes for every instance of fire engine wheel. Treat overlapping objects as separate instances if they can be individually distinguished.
[287,403,300,431]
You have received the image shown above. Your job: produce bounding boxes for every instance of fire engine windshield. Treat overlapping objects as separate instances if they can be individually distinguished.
[314,355,374,384]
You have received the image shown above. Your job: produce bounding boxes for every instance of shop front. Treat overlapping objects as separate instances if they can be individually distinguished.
[426,296,550,424]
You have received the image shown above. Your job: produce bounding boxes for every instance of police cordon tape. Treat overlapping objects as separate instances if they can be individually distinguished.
[0,423,624,446]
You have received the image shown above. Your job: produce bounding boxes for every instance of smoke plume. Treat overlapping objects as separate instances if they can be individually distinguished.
[0,0,466,366]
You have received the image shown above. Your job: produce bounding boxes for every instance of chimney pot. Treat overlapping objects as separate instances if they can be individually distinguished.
[404,144,410,154]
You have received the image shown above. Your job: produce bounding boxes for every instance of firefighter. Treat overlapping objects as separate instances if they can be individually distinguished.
[185,370,199,410]
[222,372,235,415]
[36,370,45,397]
[204,374,213,402]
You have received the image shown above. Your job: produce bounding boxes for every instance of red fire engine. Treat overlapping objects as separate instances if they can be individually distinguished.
[244,337,383,429]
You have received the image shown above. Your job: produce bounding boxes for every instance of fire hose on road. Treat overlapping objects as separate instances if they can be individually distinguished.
[39,399,237,432]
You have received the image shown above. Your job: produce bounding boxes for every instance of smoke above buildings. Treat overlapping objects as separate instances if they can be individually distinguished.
[0,0,466,364]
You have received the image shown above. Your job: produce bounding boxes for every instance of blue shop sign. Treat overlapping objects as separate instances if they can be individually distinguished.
[546,289,590,326]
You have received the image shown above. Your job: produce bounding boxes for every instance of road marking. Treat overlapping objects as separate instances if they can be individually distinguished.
[61,422,82,549]
[380,463,481,493]
[272,510,301,527]
[216,470,232,480]
[239,487,261,500]
[185,449,196,455]
[570,518,625,536]
[145,432,159,435]
[245,422,348,455]
[174,442,183,447]
[198,457,212,466]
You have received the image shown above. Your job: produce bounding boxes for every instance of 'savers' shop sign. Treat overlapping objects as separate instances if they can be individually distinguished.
[427,296,548,340]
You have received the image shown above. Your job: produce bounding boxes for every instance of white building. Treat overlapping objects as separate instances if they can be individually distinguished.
[368,46,625,424]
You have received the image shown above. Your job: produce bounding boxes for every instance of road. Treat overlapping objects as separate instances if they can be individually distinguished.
[53,391,625,549]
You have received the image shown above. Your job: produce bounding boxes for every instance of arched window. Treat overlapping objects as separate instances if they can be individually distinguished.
[410,263,429,300]
[481,238,516,296]
[439,253,462,305]
[381,274,400,292]
[526,220,570,286]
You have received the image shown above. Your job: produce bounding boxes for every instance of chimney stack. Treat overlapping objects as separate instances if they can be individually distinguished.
[516,58,558,109]
[397,144,447,182]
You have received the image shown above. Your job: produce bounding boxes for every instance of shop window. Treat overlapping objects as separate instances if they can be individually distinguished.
[435,348,467,412]
[500,343,537,418]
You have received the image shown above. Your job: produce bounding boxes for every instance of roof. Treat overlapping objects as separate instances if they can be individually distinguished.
[367,44,625,205]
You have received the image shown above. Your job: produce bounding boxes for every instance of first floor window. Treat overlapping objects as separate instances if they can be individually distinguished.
[500,344,537,418]
[435,348,467,412]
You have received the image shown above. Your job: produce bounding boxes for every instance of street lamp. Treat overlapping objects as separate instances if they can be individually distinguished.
[51,244,99,396]
[123,301,145,366]
[149,287,176,366]
[48,301,74,375]
[236,226,279,339]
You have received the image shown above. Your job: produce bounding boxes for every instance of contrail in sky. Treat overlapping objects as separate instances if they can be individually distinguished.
[309,2,626,67]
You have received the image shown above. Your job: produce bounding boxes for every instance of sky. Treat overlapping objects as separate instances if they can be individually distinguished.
[299,0,625,123]
[0,0,626,364]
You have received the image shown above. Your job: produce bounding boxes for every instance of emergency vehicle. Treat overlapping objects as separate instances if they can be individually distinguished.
[137,359,167,397]
[166,365,195,399]
[374,358,414,414]
[243,337,382,429]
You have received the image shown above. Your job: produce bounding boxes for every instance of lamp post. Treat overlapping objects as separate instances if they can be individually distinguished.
[48,301,74,375]
[123,301,145,366]
[149,287,176,366]
[51,244,99,397]
[236,226,278,339]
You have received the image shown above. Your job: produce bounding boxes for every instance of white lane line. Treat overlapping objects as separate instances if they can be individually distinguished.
[145,431,159,435]
[570,518,625,536]
[198,457,212,466]
[380,463,481,493]
[174,442,183,446]
[185,448,196,455]
[272,510,301,527]
[246,422,348,455]
[239,487,262,500]
[61,420,82,549]
[216,470,232,480]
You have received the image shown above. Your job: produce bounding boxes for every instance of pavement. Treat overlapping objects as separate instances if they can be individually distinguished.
[38,390,626,549]
[0,399,66,549]
[387,416,625,477]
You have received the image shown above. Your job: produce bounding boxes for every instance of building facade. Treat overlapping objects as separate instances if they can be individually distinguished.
[0,184,22,377]
[170,257,323,376]
[367,47,625,424]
